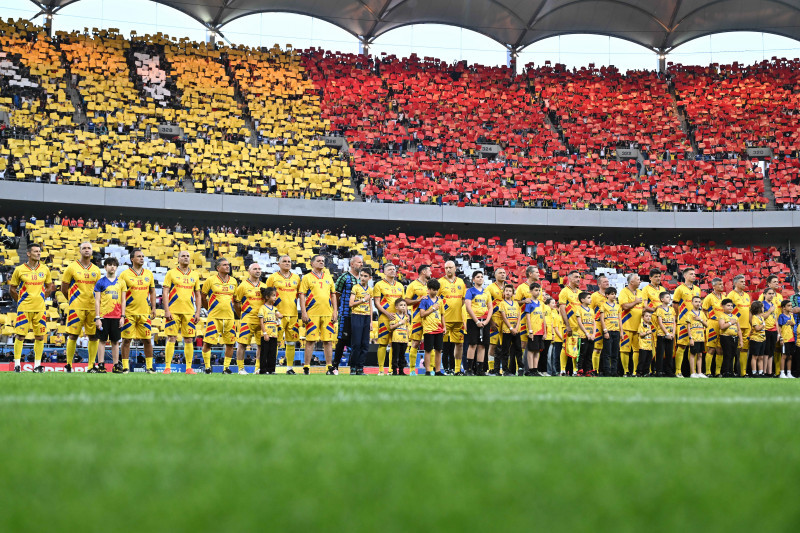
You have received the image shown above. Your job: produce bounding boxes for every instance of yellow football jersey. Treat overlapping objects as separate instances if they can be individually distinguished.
[558,285,582,332]
[351,284,372,315]
[687,310,706,343]
[727,290,752,329]
[299,271,335,317]
[487,281,504,320]
[405,279,427,325]
[702,292,725,325]
[236,279,266,323]
[94,276,127,318]
[258,304,279,337]
[265,271,300,317]
[63,261,103,310]
[390,314,410,344]
[721,312,739,336]
[11,262,52,312]
[602,301,620,331]
[500,299,520,333]
[202,273,237,320]
[373,279,404,314]
[654,305,676,337]
[438,276,466,323]
[638,321,654,350]
[577,304,594,339]
[618,286,644,332]
[591,291,606,340]
[119,267,155,315]
[750,315,766,343]
[466,287,491,320]
[163,267,200,315]
[642,283,665,310]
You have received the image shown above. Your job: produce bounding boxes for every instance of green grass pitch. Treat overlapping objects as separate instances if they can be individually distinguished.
[2,374,799,532]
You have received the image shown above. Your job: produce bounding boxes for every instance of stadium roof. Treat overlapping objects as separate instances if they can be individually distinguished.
[32,0,800,52]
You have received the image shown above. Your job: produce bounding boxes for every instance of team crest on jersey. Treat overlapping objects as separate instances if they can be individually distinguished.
[145,277,150,282]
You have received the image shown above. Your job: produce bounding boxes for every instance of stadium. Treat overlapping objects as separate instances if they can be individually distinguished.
[2,0,800,531]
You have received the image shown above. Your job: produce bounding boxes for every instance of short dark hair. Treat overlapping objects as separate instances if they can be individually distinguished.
[427,279,440,291]
[605,287,617,295]
[721,298,733,307]
[261,286,277,299]
[504,283,515,291]
[692,295,701,301]
[131,248,143,257]
[578,291,590,302]
[750,301,763,315]
[28,243,42,252]
[530,282,541,289]
[472,270,484,280]
[417,264,430,274]
[683,267,695,277]
[659,291,669,301]
[765,274,778,285]
[567,270,579,277]
[103,257,119,267]
[781,300,792,309]
[359,267,372,276]
[649,268,661,277]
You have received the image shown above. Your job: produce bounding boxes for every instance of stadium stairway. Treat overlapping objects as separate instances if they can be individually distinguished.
[763,168,777,209]
[66,77,86,125]
[667,83,698,156]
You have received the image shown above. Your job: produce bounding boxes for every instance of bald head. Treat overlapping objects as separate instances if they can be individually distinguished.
[248,262,262,281]
[445,261,456,278]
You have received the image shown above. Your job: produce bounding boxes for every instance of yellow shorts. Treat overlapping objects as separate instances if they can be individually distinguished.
[204,318,237,345]
[66,308,96,336]
[377,315,393,346]
[489,315,502,345]
[740,327,750,350]
[564,335,580,358]
[122,314,153,340]
[706,324,720,349]
[444,321,464,343]
[280,315,300,343]
[165,313,197,338]
[410,319,423,342]
[620,330,639,352]
[304,315,335,343]
[238,320,262,345]
[15,310,47,337]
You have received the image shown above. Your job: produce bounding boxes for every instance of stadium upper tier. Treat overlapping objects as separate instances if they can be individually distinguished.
[2,18,800,211]
[1,219,795,344]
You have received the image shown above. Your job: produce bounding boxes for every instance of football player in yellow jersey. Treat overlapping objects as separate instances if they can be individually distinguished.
[233,263,265,375]
[590,274,609,375]
[702,278,726,376]
[403,264,431,375]
[727,274,752,376]
[642,268,664,313]
[684,296,708,378]
[485,267,506,374]
[373,263,404,375]
[120,249,157,373]
[558,270,582,370]
[758,275,784,376]
[672,267,701,374]
[162,250,201,374]
[265,255,301,374]
[618,273,644,376]
[10,243,54,372]
[299,254,338,375]
[61,242,103,373]
[438,260,467,375]
[201,258,239,374]
[654,291,676,377]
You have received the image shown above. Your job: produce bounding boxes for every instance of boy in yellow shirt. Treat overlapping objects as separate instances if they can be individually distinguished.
[599,287,620,376]
[637,310,655,377]
[576,292,595,376]
[654,291,676,377]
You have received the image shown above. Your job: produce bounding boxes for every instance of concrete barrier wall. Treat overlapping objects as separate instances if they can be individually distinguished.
[1,181,796,230]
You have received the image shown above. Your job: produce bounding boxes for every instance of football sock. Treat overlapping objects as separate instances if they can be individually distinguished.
[66,338,77,365]
[285,343,295,367]
[203,350,211,369]
[145,356,153,369]
[165,341,175,370]
[592,349,601,371]
[13,338,23,361]
[632,350,640,375]
[184,344,193,369]
[34,339,43,367]
[223,356,231,370]
[122,359,129,370]
[740,351,748,376]
[406,346,415,373]
[560,350,568,373]
[675,347,685,376]
[620,351,630,374]
[715,353,723,376]
[88,340,99,367]
[237,357,245,371]
[377,345,387,373]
